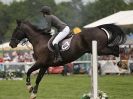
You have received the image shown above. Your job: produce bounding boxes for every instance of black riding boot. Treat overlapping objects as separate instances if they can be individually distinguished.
[53,44,62,63]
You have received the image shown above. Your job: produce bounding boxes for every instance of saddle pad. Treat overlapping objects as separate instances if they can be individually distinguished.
[60,36,73,51]
[48,35,73,52]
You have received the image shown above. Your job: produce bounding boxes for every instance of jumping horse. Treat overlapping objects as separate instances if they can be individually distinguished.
[9,20,126,99]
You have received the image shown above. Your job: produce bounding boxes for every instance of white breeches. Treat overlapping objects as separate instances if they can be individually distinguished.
[52,26,70,45]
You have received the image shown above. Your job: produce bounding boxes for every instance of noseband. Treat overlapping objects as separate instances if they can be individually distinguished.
[11,26,26,44]
[11,38,21,44]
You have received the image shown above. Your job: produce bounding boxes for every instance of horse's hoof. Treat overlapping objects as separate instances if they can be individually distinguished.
[27,85,33,93]
[30,93,37,99]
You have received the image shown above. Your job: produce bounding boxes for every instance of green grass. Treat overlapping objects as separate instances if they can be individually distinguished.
[0,74,133,99]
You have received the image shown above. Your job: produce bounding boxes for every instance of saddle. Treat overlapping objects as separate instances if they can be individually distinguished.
[48,33,74,52]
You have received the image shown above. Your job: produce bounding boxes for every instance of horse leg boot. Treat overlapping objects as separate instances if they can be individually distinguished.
[26,76,33,93]
[53,44,62,63]
[26,64,40,93]
[30,67,48,99]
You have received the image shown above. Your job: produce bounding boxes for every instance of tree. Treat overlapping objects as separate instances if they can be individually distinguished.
[0,2,10,41]
[84,0,128,24]
[5,0,56,40]
[55,0,85,28]
[0,0,133,40]
[82,0,133,34]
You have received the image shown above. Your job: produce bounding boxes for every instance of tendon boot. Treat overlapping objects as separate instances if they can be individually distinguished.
[53,44,62,63]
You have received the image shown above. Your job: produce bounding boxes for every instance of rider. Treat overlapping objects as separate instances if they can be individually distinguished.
[40,6,70,62]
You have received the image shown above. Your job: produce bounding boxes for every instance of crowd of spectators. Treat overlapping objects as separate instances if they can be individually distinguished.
[98,48,133,60]
[2,51,34,62]
[120,48,133,60]
[98,55,115,60]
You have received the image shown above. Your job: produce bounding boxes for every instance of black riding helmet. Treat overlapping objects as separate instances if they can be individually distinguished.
[40,6,51,15]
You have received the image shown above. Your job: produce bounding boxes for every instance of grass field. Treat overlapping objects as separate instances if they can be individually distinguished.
[0,74,133,99]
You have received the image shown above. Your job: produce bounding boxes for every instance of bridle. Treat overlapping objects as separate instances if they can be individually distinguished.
[11,38,21,44]
[10,22,33,50]
[11,26,26,45]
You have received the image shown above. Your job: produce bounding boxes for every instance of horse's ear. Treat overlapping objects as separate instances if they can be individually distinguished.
[16,19,21,26]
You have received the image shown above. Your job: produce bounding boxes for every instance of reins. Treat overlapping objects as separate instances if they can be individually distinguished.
[26,43,33,50]
[21,38,33,50]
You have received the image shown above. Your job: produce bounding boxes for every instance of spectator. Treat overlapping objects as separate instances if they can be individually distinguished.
[62,63,73,76]
[23,52,32,62]
[18,53,25,62]
[0,57,3,62]
[3,53,11,62]
[11,51,19,62]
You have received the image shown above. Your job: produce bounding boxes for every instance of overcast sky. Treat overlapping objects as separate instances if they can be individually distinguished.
[0,0,91,5]
[0,0,20,5]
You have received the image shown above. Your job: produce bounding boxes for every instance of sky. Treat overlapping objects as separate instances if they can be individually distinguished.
[0,0,21,5]
[0,0,132,5]
[55,0,90,4]
[0,0,91,5]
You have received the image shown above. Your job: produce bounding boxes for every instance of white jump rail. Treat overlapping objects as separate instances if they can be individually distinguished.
[91,40,98,99]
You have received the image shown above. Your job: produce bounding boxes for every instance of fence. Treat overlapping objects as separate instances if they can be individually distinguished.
[0,59,132,78]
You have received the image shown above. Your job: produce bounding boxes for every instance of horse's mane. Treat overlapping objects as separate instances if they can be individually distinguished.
[22,20,51,36]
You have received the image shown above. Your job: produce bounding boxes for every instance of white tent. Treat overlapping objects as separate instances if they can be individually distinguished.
[100,60,130,75]
[100,61,120,75]
[0,42,32,50]
[84,10,133,28]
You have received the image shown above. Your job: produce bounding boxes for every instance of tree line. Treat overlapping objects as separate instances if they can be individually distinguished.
[0,0,133,42]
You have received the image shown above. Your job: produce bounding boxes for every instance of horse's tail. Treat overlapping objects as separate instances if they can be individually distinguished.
[98,24,127,46]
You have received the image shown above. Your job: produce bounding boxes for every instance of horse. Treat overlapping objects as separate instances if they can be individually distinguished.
[9,20,126,99]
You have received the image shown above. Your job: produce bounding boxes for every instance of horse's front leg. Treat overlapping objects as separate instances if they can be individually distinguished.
[26,63,40,93]
[30,67,48,99]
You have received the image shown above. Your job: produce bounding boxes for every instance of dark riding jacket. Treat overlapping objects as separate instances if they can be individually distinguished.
[43,15,67,33]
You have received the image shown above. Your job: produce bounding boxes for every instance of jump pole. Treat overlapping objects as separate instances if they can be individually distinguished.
[91,40,98,99]
[82,40,108,99]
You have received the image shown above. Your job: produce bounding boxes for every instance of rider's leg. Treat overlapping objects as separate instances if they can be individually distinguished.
[53,44,62,61]
[52,26,70,62]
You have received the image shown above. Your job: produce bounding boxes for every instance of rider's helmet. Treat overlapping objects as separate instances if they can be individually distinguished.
[40,6,51,15]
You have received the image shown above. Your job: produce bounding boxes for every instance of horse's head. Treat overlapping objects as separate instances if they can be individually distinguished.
[9,20,26,48]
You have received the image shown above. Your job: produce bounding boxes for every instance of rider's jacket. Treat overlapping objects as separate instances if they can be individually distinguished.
[43,14,67,33]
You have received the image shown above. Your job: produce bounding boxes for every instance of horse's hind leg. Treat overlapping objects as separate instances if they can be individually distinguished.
[26,63,40,93]
[30,67,48,99]
[99,46,119,57]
